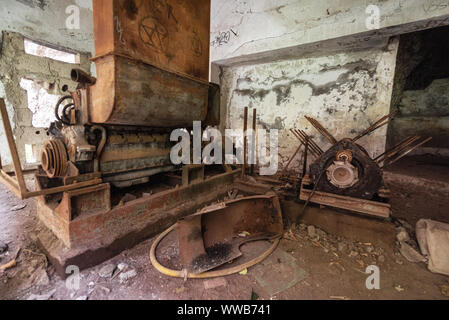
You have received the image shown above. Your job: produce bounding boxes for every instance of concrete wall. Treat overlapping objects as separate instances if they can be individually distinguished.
[221,38,399,172]
[0,0,93,170]
[210,0,449,66]
[212,0,449,172]
[0,0,94,54]
[0,32,91,170]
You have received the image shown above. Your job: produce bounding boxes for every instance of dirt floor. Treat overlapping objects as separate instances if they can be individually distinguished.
[1,159,449,300]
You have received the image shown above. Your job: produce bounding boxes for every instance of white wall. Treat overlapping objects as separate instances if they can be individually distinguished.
[211,0,449,66]
[221,38,399,172]
[0,0,94,54]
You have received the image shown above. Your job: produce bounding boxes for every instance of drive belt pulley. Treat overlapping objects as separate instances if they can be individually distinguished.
[40,139,68,178]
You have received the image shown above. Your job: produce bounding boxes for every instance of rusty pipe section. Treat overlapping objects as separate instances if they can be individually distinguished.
[71,68,96,86]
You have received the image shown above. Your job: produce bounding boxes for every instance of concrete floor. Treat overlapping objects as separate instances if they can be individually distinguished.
[0,159,449,300]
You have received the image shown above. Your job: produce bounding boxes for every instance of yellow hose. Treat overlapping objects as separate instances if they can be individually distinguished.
[150,223,280,279]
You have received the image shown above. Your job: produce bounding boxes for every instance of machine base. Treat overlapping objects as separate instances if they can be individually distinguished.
[35,170,239,278]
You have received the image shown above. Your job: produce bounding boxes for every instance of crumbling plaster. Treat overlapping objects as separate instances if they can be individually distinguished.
[0,0,94,54]
[0,32,91,170]
[210,0,449,66]
[221,38,399,173]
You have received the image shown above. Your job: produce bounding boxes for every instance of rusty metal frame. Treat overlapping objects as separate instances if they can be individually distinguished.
[299,175,391,219]
[0,98,101,200]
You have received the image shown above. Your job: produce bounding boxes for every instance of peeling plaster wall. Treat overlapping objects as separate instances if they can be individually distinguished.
[0,32,91,170]
[212,0,449,173]
[210,0,449,66]
[0,0,93,171]
[221,38,399,173]
[0,0,94,54]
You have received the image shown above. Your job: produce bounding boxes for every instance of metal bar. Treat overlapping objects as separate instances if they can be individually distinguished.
[290,129,319,157]
[242,107,248,178]
[305,116,337,145]
[24,178,103,199]
[299,186,391,218]
[381,137,433,169]
[281,142,303,176]
[375,136,420,163]
[353,110,398,142]
[295,129,323,155]
[297,130,324,155]
[0,98,27,198]
[251,108,257,175]
[303,140,309,178]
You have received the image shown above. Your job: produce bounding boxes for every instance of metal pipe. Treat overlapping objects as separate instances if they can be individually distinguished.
[305,116,337,145]
[250,108,257,175]
[381,137,432,169]
[71,68,96,86]
[242,107,248,178]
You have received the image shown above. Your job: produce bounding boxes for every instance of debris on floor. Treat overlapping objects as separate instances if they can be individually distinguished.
[0,241,8,254]
[416,219,449,276]
[250,246,308,297]
[11,204,27,212]
[291,224,386,267]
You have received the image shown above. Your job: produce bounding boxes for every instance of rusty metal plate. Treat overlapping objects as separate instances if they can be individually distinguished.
[89,54,209,127]
[177,193,284,274]
[92,0,210,84]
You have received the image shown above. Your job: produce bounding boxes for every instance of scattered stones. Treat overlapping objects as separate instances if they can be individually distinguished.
[11,204,27,211]
[99,264,116,279]
[175,286,187,294]
[204,277,227,290]
[399,242,426,263]
[337,242,347,252]
[365,246,374,254]
[307,226,316,238]
[27,289,56,301]
[394,284,405,292]
[0,241,8,254]
[119,269,137,283]
[396,228,410,242]
[97,285,111,294]
[349,251,359,258]
[117,263,128,271]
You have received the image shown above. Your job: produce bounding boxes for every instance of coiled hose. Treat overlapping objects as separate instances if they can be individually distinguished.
[150,223,281,279]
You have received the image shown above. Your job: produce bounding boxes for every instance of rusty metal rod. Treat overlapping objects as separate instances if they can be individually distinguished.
[381,137,433,169]
[242,107,248,178]
[250,108,257,175]
[353,110,398,142]
[281,142,304,176]
[290,130,320,158]
[305,116,337,145]
[303,140,309,178]
[293,133,320,158]
[294,129,323,155]
[297,130,324,155]
[375,136,420,164]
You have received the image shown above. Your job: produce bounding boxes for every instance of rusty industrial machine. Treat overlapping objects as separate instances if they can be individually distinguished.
[292,114,432,218]
[0,0,239,276]
[41,0,218,189]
